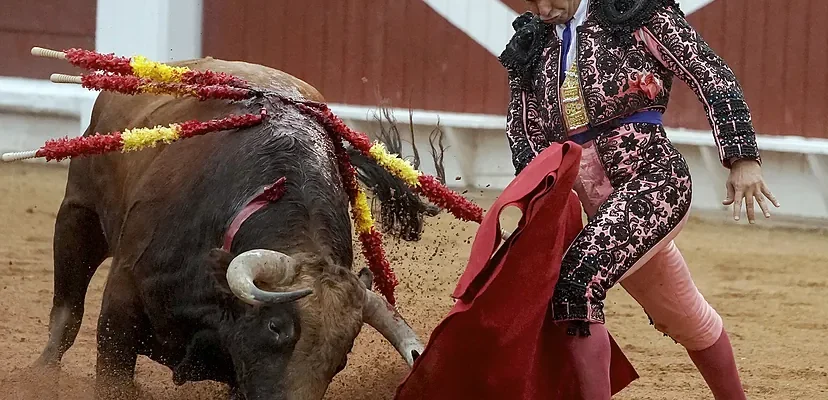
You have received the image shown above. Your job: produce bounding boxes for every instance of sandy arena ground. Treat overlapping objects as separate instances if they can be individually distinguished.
[0,162,826,400]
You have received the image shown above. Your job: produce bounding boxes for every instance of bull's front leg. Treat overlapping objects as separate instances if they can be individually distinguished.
[95,268,146,399]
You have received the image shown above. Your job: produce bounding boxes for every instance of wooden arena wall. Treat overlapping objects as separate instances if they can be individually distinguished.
[0,0,96,80]
[201,0,509,117]
[201,0,828,139]
[1,1,824,139]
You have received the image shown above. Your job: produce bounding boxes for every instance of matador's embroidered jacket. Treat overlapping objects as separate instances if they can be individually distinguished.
[500,0,761,174]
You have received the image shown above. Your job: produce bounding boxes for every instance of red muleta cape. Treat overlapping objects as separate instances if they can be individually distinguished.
[394,142,638,399]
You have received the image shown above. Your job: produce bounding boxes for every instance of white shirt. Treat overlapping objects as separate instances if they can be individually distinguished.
[554,0,590,72]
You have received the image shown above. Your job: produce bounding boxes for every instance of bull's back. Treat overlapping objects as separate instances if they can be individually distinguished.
[171,58,325,102]
[66,58,329,247]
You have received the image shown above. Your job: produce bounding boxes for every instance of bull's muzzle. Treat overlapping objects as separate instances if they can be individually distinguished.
[225,249,313,305]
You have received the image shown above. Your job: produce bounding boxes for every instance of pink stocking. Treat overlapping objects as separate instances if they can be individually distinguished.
[687,328,746,400]
[553,323,612,400]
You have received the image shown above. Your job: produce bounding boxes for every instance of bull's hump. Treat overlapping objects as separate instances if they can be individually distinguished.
[169,58,325,102]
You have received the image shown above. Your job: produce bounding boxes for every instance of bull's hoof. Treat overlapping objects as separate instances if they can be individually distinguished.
[27,358,60,375]
[32,351,62,370]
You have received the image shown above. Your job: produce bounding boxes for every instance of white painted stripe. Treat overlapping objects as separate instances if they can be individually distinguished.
[422,0,518,57]
[678,0,717,15]
[327,102,828,155]
[96,0,203,61]
[666,127,828,155]
[423,0,717,57]
[5,77,819,157]
[328,103,509,130]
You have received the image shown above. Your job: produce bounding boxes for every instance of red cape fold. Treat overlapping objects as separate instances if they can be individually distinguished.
[394,142,638,399]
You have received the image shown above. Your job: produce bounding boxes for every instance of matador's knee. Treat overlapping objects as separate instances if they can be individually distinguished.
[648,301,724,351]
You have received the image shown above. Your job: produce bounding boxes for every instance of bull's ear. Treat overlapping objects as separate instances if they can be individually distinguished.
[207,248,235,295]
[208,248,234,267]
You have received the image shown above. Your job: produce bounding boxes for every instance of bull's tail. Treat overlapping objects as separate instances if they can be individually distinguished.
[347,146,439,242]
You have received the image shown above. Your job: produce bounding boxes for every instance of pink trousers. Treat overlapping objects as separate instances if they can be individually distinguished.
[570,128,723,351]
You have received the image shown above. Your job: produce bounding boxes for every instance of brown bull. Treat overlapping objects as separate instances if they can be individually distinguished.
[34,58,426,400]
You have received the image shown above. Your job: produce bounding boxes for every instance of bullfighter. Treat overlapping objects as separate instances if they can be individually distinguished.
[499,0,780,398]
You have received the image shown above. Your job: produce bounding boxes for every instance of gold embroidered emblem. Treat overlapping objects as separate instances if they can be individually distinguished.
[560,62,589,132]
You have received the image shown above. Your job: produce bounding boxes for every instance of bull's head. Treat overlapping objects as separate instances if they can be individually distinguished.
[180,248,423,400]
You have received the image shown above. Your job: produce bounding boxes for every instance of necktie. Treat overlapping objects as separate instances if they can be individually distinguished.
[560,21,572,85]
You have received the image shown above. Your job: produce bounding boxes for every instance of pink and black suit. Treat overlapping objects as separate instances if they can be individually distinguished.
[499,0,759,356]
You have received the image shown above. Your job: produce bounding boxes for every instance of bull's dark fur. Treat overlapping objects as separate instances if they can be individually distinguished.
[33,58,431,400]
[347,147,439,241]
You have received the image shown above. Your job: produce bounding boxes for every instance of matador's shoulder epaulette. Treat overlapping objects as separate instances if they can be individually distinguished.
[498,12,552,89]
[592,0,685,45]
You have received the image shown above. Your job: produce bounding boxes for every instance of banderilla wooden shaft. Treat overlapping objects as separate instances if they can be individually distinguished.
[50,74,83,84]
[1,150,39,162]
[31,47,67,60]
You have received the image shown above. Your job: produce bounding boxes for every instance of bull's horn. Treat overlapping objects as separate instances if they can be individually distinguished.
[362,289,424,367]
[225,249,312,306]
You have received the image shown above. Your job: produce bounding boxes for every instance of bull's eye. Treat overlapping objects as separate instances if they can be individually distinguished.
[268,321,281,339]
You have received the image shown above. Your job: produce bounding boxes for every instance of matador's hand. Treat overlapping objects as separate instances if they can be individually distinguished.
[722,159,780,223]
